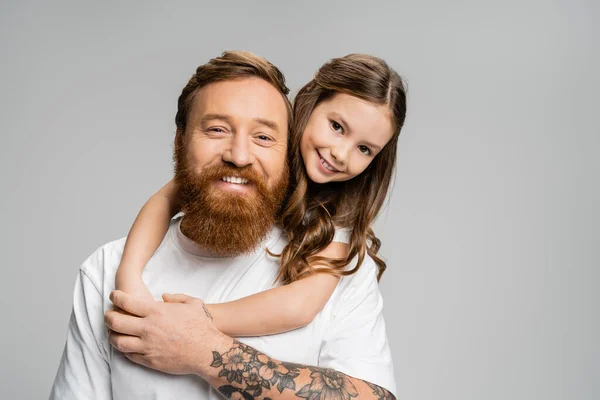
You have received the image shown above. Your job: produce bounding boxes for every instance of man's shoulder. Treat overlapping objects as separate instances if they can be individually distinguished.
[342,253,380,285]
[328,254,382,306]
[78,236,127,289]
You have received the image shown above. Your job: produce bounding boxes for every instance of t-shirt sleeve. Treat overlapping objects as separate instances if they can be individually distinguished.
[49,250,112,399]
[332,227,352,244]
[318,259,396,397]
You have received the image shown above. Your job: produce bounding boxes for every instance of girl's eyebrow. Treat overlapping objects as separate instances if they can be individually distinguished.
[364,141,382,151]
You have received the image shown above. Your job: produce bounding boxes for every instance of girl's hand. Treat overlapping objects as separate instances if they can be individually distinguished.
[115,269,154,300]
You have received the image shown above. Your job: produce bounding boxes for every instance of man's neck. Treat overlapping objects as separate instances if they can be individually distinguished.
[178,217,231,258]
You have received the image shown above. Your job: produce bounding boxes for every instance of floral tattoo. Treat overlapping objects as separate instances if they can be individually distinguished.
[366,382,394,400]
[210,341,362,400]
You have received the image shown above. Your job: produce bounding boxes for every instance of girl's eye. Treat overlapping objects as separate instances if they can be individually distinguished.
[330,120,343,133]
[358,145,372,156]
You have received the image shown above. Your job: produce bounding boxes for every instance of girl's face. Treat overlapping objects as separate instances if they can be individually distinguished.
[300,93,395,184]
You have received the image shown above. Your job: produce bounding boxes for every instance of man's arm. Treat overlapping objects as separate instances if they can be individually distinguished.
[50,252,112,399]
[202,337,395,400]
[200,260,396,400]
[105,291,395,400]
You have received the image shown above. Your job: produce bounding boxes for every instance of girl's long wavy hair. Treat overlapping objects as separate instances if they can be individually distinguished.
[275,54,407,285]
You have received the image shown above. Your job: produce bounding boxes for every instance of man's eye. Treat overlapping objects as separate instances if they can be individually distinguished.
[330,120,343,133]
[208,127,226,133]
[358,145,371,156]
[255,134,276,145]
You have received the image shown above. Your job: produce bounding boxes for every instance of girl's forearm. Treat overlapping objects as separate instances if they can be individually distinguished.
[118,180,180,275]
[206,242,348,337]
[207,273,339,337]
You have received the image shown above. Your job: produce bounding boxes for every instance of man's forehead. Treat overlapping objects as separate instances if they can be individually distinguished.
[194,78,288,118]
[186,79,289,138]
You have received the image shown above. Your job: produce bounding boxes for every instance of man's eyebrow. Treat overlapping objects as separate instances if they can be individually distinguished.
[253,118,279,132]
[200,114,233,124]
[199,114,279,132]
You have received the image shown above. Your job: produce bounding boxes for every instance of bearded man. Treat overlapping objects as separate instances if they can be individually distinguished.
[50,51,396,400]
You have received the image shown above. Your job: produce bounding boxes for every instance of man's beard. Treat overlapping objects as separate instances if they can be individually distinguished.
[174,137,289,257]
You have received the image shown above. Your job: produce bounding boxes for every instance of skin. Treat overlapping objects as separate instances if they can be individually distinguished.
[105,80,396,399]
[105,291,395,400]
[300,93,394,184]
[183,77,289,196]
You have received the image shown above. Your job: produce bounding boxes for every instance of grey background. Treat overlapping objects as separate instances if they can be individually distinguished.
[1,0,598,399]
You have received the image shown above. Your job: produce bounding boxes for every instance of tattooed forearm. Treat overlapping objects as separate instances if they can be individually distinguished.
[366,382,396,400]
[295,367,358,400]
[209,340,390,400]
[210,341,299,399]
[202,303,213,320]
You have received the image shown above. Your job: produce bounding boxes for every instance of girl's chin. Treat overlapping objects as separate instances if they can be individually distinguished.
[306,169,329,184]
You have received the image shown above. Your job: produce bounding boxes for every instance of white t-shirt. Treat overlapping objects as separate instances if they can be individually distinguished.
[333,226,352,244]
[50,218,395,399]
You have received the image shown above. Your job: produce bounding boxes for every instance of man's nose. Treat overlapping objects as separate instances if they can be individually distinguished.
[222,133,255,167]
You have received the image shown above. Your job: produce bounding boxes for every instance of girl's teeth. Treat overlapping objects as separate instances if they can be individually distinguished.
[320,157,337,172]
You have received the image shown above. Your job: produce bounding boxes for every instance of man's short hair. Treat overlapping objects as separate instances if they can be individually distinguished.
[175,51,292,133]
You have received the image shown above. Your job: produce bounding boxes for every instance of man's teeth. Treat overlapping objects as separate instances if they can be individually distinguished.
[221,176,249,184]
[320,157,337,172]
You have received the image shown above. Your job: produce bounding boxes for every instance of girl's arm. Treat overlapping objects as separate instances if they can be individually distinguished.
[115,179,180,298]
[207,241,348,336]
